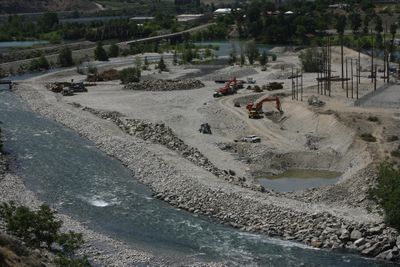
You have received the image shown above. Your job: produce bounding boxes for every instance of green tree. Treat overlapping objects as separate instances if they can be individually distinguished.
[260,50,268,66]
[183,49,193,63]
[58,47,73,67]
[30,55,50,71]
[108,43,119,58]
[246,41,259,65]
[94,42,108,61]
[240,52,245,66]
[349,13,362,34]
[299,49,321,72]
[229,48,237,65]
[173,50,178,65]
[119,67,141,84]
[134,56,142,70]
[158,56,167,71]
[38,12,59,33]
[370,162,400,230]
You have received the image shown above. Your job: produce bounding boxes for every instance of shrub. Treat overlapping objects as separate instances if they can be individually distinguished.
[157,56,167,71]
[367,116,379,122]
[108,44,119,58]
[94,43,108,61]
[58,47,74,67]
[0,203,61,248]
[299,49,321,72]
[370,162,400,230]
[29,55,50,71]
[119,67,141,84]
[360,133,376,142]
[0,203,89,265]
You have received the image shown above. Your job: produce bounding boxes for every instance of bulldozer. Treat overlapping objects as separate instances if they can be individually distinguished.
[246,95,283,119]
[213,78,238,97]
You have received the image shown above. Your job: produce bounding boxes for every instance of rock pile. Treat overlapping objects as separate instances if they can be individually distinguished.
[81,107,261,191]
[124,79,204,91]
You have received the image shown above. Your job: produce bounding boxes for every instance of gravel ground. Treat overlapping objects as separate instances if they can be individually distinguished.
[3,46,400,264]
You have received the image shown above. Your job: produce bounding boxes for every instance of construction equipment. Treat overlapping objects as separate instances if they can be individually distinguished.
[247,77,256,84]
[246,95,283,119]
[62,87,74,96]
[69,82,87,92]
[266,82,284,91]
[199,123,212,134]
[213,77,238,97]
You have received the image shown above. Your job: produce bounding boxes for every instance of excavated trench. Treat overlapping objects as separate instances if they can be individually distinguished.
[217,94,371,194]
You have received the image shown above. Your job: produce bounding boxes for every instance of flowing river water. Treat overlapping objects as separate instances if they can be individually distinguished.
[0,82,393,266]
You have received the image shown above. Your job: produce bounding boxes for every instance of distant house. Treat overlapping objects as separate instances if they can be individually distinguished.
[214,8,232,16]
[176,14,205,22]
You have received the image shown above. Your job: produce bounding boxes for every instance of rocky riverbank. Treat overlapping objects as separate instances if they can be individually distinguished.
[12,83,400,264]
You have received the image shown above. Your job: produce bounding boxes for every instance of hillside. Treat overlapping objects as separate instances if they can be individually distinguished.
[0,0,99,14]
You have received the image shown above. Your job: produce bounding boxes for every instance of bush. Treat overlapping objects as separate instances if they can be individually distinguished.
[0,203,61,248]
[119,67,141,84]
[108,44,119,58]
[29,55,50,71]
[367,116,379,122]
[370,162,400,230]
[157,56,167,71]
[299,49,321,72]
[391,149,400,158]
[0,203,89,265]
[94,43,108,61]
[360,133,377,142]
[58,47,74,67]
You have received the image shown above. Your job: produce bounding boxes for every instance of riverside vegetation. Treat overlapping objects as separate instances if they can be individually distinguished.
[0,202,90,266]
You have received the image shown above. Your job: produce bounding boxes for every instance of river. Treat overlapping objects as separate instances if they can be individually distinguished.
[0,81,392,266]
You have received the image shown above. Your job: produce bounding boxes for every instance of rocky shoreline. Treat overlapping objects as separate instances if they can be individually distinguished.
[11,82,400,264]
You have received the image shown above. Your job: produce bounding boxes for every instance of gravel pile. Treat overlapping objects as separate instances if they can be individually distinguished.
[203,67,257,81]
[81,107,260,191]
[124,79,204,91]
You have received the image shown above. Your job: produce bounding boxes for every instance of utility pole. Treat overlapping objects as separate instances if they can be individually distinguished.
[346,58,349,98]
[301,71,303,101]
[371,30,374,83]
[351,58,354,99]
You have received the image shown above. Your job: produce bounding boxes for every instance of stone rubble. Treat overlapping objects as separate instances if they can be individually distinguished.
[124,79,204,91]
[12,84,400,264]
[81,107,263,192]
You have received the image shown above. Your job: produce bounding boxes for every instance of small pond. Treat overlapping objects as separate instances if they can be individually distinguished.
[258,169,342,192]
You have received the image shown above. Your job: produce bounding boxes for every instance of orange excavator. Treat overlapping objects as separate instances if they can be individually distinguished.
[246,95,283,119]
[213,77,237,97]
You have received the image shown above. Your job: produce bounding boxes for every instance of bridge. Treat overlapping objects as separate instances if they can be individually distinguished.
[0,23,215,73]
[123,23,215,46]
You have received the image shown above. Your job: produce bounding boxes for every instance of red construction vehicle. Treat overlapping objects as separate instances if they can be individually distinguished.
[246,95,283,119]
[213,77,237,97]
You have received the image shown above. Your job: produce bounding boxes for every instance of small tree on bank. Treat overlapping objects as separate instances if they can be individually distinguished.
[108,43,119,58]
[119,67,141,84]
[158,56,167,71]
[94,42,108,61]
[58,47,73,67]
[260,50,268,66]
[299,49,321,72]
